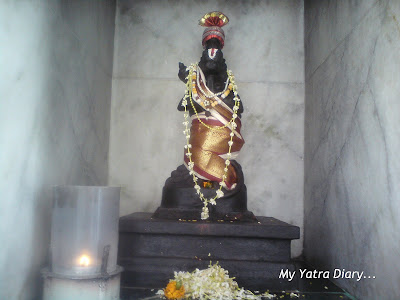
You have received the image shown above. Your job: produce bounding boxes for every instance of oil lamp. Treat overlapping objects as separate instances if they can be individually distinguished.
[42,186,122,300]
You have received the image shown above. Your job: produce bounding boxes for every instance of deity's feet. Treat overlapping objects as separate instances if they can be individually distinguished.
[152,161,257,222]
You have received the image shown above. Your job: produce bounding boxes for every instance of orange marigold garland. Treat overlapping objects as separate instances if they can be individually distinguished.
[164,280,185,299]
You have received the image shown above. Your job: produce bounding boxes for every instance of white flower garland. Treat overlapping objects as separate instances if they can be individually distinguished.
[181,64,240,220]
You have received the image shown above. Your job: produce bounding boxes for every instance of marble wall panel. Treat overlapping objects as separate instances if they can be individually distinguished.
[240,82,304,257]
[305,0,378,78]
[114,0,304,83]
[109,79,185,213]
[305,0,400,299]
[0,1,115,299]
[110,0,304,257]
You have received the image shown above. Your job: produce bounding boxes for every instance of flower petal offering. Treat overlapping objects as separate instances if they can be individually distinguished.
[157,263,276,300]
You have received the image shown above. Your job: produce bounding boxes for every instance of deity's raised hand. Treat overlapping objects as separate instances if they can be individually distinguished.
[178,62,188,83]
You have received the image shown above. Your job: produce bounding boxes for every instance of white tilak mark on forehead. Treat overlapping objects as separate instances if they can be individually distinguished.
[208,48,218,60]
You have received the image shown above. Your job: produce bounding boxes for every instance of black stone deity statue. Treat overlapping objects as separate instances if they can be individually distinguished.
[153,12,256,222]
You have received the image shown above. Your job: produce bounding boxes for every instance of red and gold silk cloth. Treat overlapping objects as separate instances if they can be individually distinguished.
[184,66,244,190]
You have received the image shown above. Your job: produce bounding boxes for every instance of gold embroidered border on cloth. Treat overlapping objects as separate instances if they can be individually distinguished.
[184,65,244,190]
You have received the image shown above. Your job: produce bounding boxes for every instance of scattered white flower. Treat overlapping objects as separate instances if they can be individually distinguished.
[228,141,233,146]
[204,100,210,106]
[233,105,239,111]
[210,198,217,205]
[188,162,194,168]
[181,100,188,107]
[262,291,276,299]
[232,113,237,119]
[186,152,192,157]
[231,122,237,129]
[290,292,300,298]
[194,184,200,190]
[216,190,224,198]
[155,289,164,295]
[183,121,189,126]
[224,167,228,172]
[230,132,235,137]
[225,160,230,166]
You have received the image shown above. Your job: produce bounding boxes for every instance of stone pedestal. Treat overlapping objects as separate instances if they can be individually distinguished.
[42,267,122,300]
[153,163,257,222]
[118,212,300,294]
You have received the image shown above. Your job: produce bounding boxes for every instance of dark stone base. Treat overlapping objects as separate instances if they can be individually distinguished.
[153,206,257,223]
[118,212,300,293]
[153,162,257,222]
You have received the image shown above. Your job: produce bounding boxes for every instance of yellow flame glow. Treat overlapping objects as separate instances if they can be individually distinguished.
[78,255,90,267]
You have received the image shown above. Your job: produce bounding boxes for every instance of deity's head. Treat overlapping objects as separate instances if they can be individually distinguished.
[200,12,229,48]
[198,12,229,74]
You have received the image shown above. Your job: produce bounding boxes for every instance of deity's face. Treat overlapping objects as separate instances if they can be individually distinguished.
[199,38,227,74]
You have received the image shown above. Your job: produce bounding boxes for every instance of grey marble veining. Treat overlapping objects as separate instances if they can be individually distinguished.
[110,0,304,257]
[305,0,400,299]
[0,1,116,299]
[114,0,304,83]
[305,0,379,79]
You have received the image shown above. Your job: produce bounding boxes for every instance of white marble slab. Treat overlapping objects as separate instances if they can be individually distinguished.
[305,0,378,79]
[0,1,115,299]
[114,0,304,83]
[305,1,400,298]
[109,78,184,214]
[240,82,304,257]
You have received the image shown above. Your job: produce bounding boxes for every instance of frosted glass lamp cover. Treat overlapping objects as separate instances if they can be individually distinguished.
[50,186,120,278]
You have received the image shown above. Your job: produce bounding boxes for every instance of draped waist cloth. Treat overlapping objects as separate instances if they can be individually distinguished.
[184,66,244,190]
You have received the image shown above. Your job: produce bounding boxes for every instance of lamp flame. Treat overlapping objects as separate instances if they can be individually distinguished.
[79,254,90,267]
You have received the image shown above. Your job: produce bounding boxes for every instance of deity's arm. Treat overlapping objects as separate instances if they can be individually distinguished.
[236,94,244,115]
[222,92,244,117]
[178,62,189,83]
